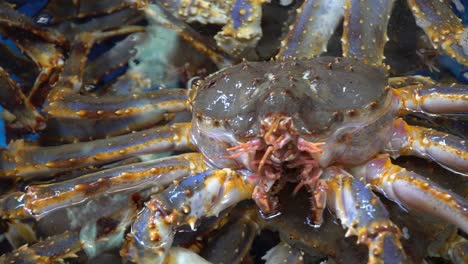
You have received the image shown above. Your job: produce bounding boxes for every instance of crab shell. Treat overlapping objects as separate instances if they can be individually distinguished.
[191,57,396,170]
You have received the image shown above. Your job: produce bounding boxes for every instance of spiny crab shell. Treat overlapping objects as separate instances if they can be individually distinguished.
[191,57,391,171]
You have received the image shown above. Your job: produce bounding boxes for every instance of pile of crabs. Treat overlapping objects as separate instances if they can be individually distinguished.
[0,0,466,263]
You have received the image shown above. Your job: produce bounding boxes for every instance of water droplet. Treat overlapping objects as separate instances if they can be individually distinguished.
[36,12,53,25]
[129,34,139,41]
[84,84,96,92]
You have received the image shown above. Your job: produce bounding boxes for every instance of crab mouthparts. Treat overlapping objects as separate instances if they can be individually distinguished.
[226,114,325,216]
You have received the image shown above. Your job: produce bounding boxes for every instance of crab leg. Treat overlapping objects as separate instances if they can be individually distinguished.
[323,167,409,263]
[18,23,141,111]
[262,242,305,264]
[198,202,261,263]
[122,169,254,264]
[1,153,207,220]
[37,16,187,140]
[3,28,64,103]
[83,32,146,88]
[46,88,188,119]
[428,229,468,263]
[161,0,228,25]
[0,3,65,103]
[40,28,186,143]
[0,123,194,179]
[407,0,468,66]
[0,42,38,89]
[394,84,468,115]
[277,0,345,59]
[214,0,267,58]
[25,153,207,218]
[0,204,137,263]
[0,192,30,219]
[0,67,45,131]
[342,0,395,65]
[265,185,368,262]
[0,230,83,263]
[37,0,146,23]
[39,109,176,144]
[387,118,467,174]
[0,2,66,45]
[45,28,145,103]
[351,154,468,234]
[147,3,231,68]
[388,75,435,87]
[2,219,36,250]
[53,5,146,41]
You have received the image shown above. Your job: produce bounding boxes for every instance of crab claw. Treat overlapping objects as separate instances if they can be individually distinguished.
[323,167,409,263]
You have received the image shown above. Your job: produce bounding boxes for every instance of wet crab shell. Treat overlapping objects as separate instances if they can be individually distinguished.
[192,57,395,169]
[0,1,466,263]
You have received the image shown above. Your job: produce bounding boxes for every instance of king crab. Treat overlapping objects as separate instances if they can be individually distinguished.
[0,1,466,263]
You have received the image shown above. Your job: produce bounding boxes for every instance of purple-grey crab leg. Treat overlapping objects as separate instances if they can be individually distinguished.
[323,167,409,264]
[428,228,468,263]
[0,4,65,100]
[158,0,228,25]
[0,202,137,263]
[24,153,207,218]
[45,27,145,103]
[53,6,146,41]
[0,42,38,90]
[122,168,253,264]
[198,203,261,263]
[394,84,468,115]
[0,153,207,220]
[83,32,146,87]
[0,192,29,219]
[0,123,194,179]
[0,230,83,263]
[46,88,188,119]
[407,0,468,66]
[2,28,64,90]
[387,118,467,174]
[37,27,191,142]
[147,3,231,68]
[262,242,306,264]
[265,184,368,262]
[342,0,395,65]
[38,18,188,139]
[351,154,468,234]
[388,75,436,88]
[276,0,345,59]
[213,0,266,58]
[0,2,66,45]
[36,0,146,23]
[0,67,45,131]
[38,109,175,144]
